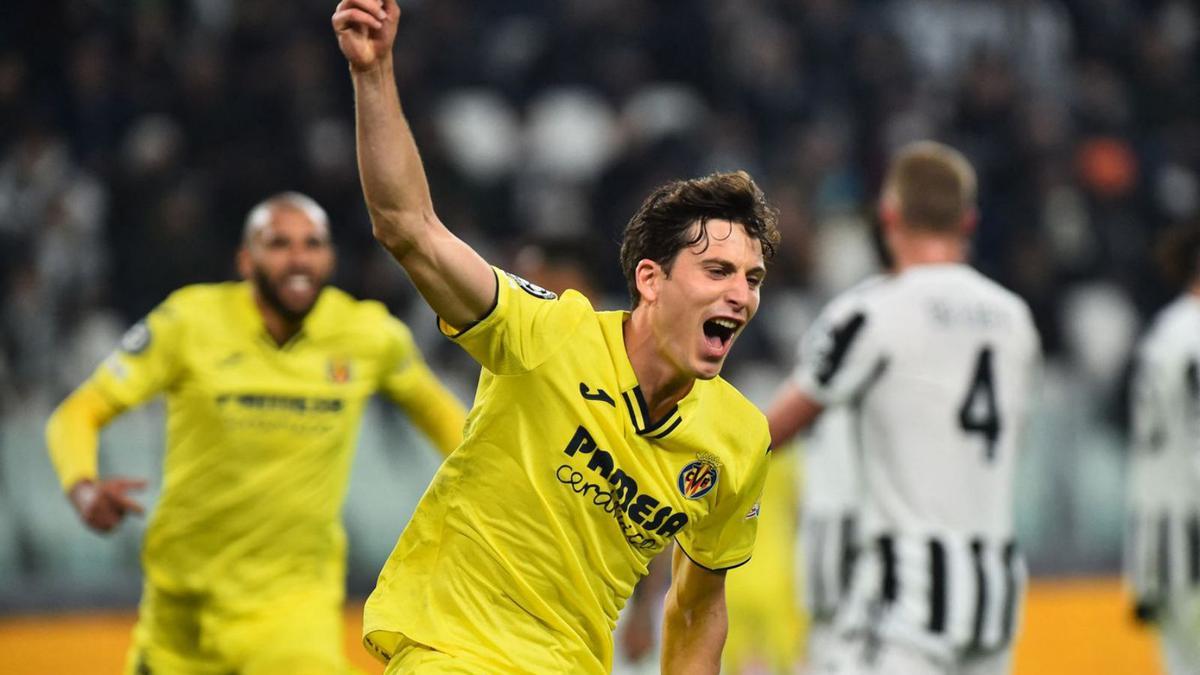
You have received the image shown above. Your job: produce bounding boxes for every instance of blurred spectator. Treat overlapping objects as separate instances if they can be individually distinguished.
[2,0,1199,600]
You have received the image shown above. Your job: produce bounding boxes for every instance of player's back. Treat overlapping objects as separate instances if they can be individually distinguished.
[857,264,1039,540]
[1131,294,1200,503]
[825,263,1040,658]
[1126,294,1200,608]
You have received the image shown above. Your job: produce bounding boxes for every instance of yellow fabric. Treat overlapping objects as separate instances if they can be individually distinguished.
[124,579,351,675]
[723,450,806,674]
[380,347,465,458]
[45,385,121,491]
[364,267,772,674]
[48,281,465,607]
[382,639,484,674]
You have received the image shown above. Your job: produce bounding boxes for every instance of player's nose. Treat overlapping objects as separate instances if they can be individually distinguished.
[723,276,751,312]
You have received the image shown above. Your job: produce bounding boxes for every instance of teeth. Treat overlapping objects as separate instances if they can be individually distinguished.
[712,318,738,329]
[286,275,312,290]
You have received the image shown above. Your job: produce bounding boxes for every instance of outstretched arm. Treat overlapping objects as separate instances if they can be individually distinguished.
[46,385,146,532]
[660,546,728,674]
[333,0,496,330]
[764,380,824,448]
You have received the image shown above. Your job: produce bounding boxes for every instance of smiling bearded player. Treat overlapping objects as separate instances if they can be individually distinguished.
[45,192,466,675]
[332,1,780,673]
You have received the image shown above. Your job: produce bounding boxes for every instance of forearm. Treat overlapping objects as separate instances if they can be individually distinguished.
[45,385,119,492]
[349,58,495,327]
[765,382,823,448]
[351,57,437,257]
[660,587,727,674]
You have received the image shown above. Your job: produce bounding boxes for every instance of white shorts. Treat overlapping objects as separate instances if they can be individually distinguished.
[1159,589,1200,675]
[814,632,1012,675]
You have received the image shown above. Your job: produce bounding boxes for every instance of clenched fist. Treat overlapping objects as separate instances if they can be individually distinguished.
[332,0,400,72]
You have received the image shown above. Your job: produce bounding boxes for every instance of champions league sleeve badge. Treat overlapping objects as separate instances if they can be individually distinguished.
[678,453,721,500]
[119,319,152,355]
[505,271,558,300]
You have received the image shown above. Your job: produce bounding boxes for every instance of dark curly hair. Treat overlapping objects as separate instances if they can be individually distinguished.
[619,171,780,307]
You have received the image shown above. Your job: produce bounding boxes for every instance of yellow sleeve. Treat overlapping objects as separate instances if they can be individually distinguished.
[676,434,772,572]
[378,316,467,457]
[45,297,186,491]
[90,300,186,409]
[45,384,121,491]
[438,267,589,375]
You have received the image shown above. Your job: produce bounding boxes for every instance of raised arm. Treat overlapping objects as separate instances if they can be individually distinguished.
[333,0,496,329]
[660,546,728,674]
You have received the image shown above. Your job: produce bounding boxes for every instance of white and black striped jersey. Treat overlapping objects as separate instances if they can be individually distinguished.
[800,407,863,622]
[795,263,1041,658]
[1126,294,1200,612]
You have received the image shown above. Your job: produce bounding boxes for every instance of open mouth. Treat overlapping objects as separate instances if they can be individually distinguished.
[702,318,739,350]
[283,273,315,293]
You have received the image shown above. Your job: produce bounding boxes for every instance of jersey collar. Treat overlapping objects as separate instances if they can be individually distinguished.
[235,281,331,350]
[598,310,696,440]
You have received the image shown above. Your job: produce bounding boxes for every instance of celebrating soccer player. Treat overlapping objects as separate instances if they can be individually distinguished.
[767,141,1042,675]
[45,192,466,674]
[333,1,780,672]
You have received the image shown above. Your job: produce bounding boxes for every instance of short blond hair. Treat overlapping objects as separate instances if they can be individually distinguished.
[883,141,977,233]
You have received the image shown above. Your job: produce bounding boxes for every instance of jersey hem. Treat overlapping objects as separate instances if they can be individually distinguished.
[676,541,752,572]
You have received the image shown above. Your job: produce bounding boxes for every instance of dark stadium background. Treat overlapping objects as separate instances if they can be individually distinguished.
[1,0,1194,672]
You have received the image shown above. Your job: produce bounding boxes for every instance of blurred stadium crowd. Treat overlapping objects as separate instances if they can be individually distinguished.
[0,0,1197,608]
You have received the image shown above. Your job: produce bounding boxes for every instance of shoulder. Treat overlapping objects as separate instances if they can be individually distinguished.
[161,282,235,312]
[804,279,890,355]
[978,271,1033,317]
[1142,297,1200,361]
[115,283,231,353]
[150,282,241,331]
[316,288,418,347]
[1153,297,1200,338]
[324,288,396,325]
[486,266,595,332]
[700,377,771,453]
[914,266,1038,333]
[832,274,890,308]
[810,282,885,338]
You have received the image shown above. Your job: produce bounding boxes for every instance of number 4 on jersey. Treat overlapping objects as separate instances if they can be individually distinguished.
[959,346,1002,461]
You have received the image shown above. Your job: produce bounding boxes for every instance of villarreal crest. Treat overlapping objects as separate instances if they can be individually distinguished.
[678,453,721,500]
[327,357,353,383]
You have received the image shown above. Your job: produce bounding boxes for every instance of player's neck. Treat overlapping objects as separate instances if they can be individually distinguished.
[623,311,694,420]
[253,295,303,346]
[1188,279,1200,299]
[892,232,967,273]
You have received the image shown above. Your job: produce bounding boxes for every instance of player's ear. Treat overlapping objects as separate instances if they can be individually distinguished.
[322,245,337,281]
[878,192,900,234]
[635,259,662,304]
[961,207,979,236]
[236,246,253,280]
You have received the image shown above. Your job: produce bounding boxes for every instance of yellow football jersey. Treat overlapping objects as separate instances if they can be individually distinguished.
[65,281,464,606]
[363,268,771,674]
[723,450,805,673]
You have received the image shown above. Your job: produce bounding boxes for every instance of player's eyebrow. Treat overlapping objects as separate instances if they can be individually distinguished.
[700,256,766,278]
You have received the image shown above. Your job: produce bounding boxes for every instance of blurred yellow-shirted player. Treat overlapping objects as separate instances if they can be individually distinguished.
[723,448,806,674]
[44,193,466,675]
